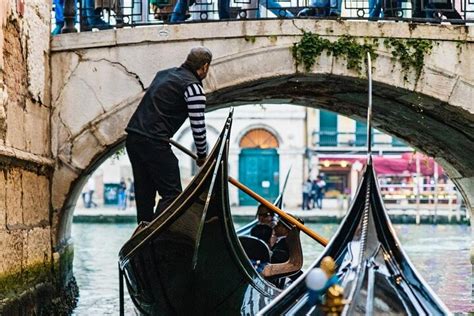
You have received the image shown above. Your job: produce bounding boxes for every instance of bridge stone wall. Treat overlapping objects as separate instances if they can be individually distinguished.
[0,0,74,314]
[50,20,474,253]
[47,19,474,302]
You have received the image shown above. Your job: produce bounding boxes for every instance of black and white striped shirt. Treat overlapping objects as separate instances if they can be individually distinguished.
[185,83,207,158]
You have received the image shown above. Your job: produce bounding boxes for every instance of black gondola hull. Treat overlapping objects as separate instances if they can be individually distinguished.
[119,113,280,315]
[260,160,450,315]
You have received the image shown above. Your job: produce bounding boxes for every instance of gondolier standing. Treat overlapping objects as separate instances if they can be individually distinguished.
[125,46,212,223]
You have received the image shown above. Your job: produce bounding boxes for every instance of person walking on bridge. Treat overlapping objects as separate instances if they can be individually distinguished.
[125,46,212,223]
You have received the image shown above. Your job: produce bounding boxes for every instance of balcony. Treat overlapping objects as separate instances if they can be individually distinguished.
[312,130,410,154]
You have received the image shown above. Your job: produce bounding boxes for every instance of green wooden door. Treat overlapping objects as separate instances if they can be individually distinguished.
[319,110,338,146]
[239,148,279,206]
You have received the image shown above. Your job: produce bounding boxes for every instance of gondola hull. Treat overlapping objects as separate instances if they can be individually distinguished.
[259,160,450,315]
[119,113,280,315]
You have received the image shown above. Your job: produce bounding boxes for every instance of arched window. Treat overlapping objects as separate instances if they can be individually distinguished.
[239,128,279,149]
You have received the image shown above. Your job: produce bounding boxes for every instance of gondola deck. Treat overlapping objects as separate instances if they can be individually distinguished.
[258,158,450,315]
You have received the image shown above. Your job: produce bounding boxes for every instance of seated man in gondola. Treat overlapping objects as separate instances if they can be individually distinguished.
[255,203,277,228]
[260,221,303,282]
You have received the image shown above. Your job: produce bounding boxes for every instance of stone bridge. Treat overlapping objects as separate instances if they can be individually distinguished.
[50,20,474,253]
[0,9,473,311]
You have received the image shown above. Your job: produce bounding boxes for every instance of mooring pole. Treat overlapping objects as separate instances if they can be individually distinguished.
[119,263,124,316]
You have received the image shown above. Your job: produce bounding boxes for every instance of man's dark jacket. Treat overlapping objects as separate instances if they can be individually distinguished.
[126,66,201,140]
[271,237,289,264]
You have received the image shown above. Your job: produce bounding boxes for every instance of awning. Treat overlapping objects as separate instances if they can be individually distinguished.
[318,154,443,176]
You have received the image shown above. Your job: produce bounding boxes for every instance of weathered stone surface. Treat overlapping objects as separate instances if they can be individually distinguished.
[69,131,104,170]
[372,52,408,90]
[417,66,457,103]
[456,44,474,82]
[50,52,80,107]
[0,229,24,275]
[50,20,474,52]
[51,112,72,159]
[55,74,105,136]
[454,177,474,212]
[208,45,295,92]
[1,0,55,310]
[6,169,23,227]
[52,204,76,248]
[51,164,79,212]
[25,227,51,267]
[0,170,5,227]
[3,21,28,149]
[448,79,474,112]
[56,59,142,136]
[22,171,50,227]
[24,100,50,156]
[93,95,141,147]
[5,102,26,150]
[23,0,50,104]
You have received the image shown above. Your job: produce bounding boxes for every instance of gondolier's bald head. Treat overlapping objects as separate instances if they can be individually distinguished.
[183,47,213,80]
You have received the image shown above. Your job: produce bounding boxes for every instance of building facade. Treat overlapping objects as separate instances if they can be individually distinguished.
[95,105,459,209]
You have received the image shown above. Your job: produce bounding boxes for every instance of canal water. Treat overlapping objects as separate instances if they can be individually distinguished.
[71,222,472,315]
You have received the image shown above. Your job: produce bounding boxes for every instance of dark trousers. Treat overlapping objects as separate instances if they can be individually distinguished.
[302,193,310,210]
[126,133,182,223]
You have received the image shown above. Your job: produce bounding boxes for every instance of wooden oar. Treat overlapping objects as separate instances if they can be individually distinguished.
[169,139,329,247]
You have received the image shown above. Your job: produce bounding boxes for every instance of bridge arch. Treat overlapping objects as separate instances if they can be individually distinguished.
[50,19,474,251]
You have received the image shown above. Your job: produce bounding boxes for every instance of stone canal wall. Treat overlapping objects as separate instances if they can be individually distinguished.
[0,1,76,314]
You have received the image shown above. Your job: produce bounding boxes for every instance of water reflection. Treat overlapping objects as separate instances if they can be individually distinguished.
[71,222,472,314]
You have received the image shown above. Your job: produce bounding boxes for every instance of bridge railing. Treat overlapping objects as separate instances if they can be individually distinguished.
[53,0,473,33]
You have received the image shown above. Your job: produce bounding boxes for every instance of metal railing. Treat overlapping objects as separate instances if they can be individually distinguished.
[54,0,474,33]
[312,131,409,148]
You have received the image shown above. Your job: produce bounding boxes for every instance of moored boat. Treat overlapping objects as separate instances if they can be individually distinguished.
[258,157,450,315]
[259,55,450,316]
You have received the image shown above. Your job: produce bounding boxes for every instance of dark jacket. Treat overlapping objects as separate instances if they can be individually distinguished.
[126,66,201,141]
[271,237,289,263]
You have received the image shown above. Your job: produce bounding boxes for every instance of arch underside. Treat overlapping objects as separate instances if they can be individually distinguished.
[56,73,474,246]
[207,74,474,178]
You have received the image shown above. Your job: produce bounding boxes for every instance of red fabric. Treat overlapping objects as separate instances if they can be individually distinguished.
[319,154,443,176]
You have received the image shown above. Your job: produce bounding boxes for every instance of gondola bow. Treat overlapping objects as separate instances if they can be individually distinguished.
[118,111,280,315]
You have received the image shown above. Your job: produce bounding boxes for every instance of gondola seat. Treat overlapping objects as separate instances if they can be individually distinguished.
[262,229,303,279]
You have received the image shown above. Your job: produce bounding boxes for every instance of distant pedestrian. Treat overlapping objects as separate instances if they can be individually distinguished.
[302,178,312,210]
[52,0,64,35]
[118,177,127,210]
[87,177,98,208]
[310,180,318,209]
[81,183,89,208]
[127,178,135,209]
[315,175,326,209]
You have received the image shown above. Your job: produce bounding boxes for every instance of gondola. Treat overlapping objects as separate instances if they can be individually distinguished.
[258,55,450,315]
[258,157,450,315]
[119,111,295,315]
